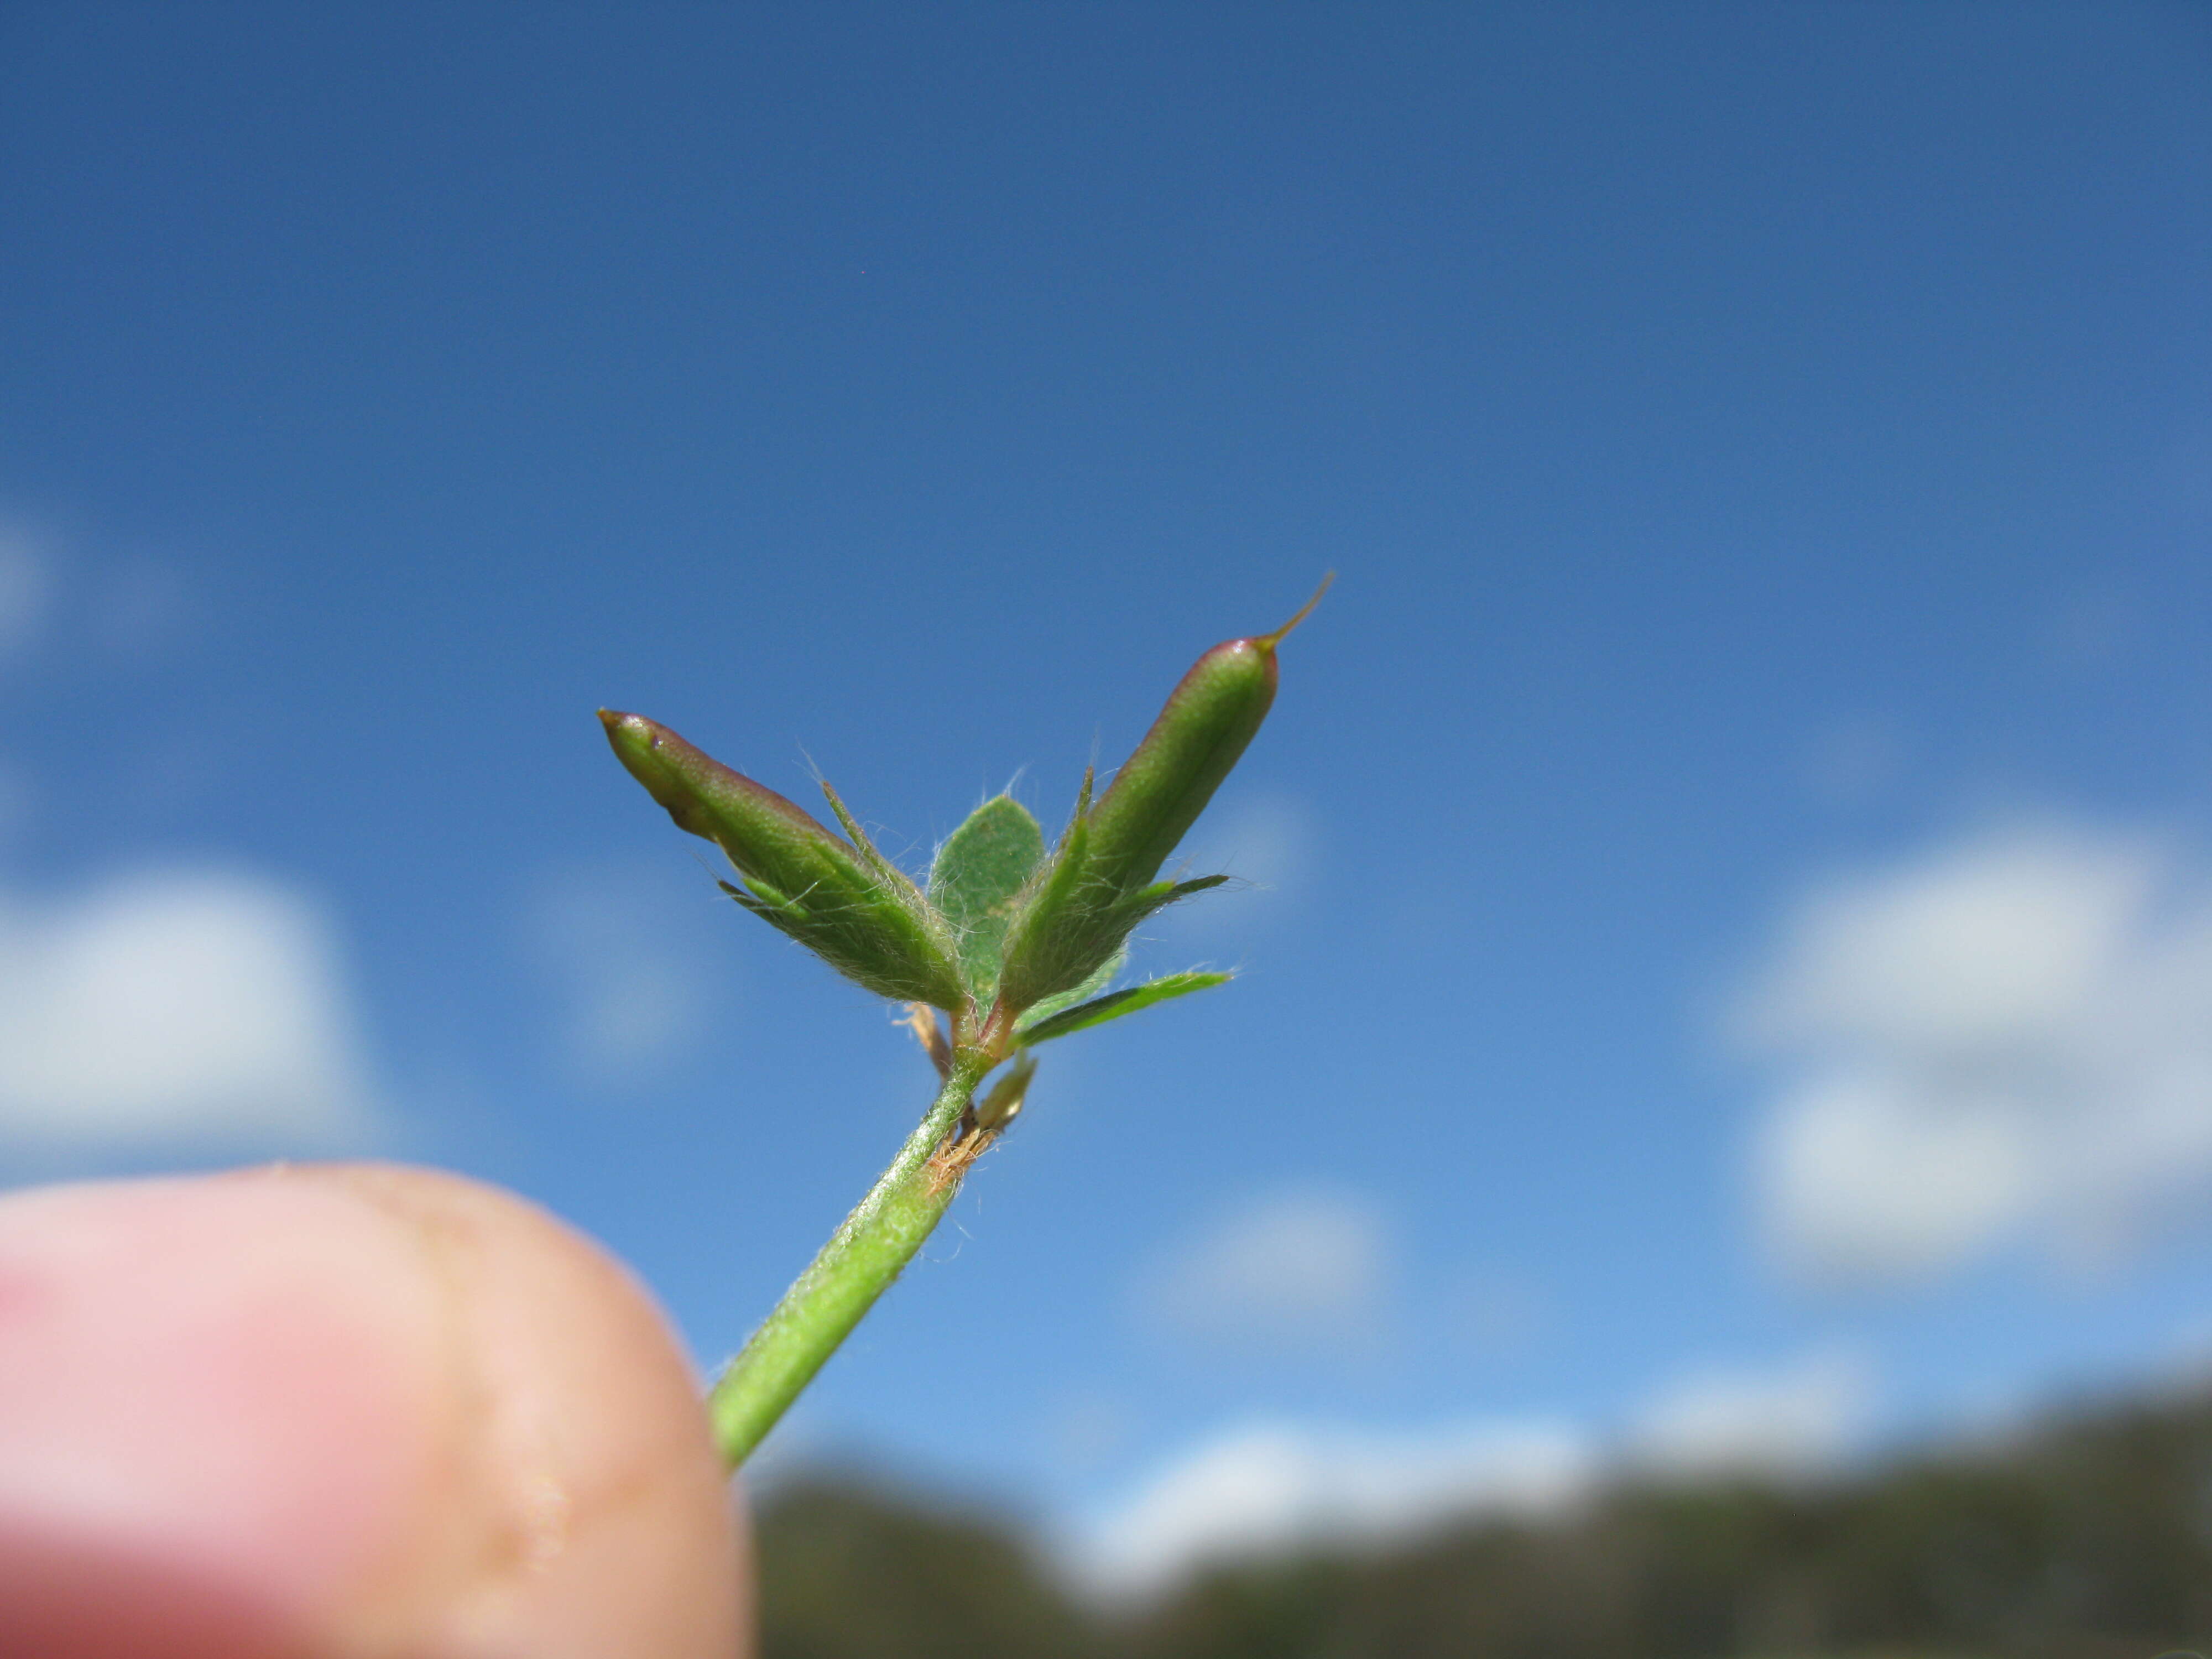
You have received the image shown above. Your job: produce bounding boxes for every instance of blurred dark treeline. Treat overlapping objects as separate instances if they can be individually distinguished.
[754,1384,2212,1658]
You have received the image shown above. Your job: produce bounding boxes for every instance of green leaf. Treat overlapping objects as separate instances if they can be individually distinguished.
[1012,948,1126,1035]
[928,795,1046,995]
[1017,969,1231,1044]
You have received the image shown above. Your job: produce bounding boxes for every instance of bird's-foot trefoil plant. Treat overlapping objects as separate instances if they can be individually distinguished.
[598,578,1328,1467]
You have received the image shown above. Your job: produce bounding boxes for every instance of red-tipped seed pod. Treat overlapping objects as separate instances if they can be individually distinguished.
[1083,576,1329,895]
[994,577,1328,1014]
[599,709,964,1007]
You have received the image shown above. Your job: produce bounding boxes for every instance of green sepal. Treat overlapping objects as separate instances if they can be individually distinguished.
[1018,970,1232,1044]
[716,874,961,1006]
[819,782,916,890]
[719,877,802,921]
[928,795,1046,998]
[994,808,1099,1010]
[999,843,1231,1014]
[1161,874,1232,902]
[1011,948,1126,1036]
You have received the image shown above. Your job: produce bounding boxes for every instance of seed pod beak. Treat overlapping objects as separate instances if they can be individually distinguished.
[1254,571,1333,653]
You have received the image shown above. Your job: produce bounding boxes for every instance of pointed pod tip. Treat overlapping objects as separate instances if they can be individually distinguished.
[598,710,677,774]
[1256,571,1334,653]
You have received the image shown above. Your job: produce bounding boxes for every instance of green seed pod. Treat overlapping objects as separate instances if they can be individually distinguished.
[1085,650,1264,895]
[599,709,964,1007]
[1089,578,1329,892]
[994,577,1326,1013]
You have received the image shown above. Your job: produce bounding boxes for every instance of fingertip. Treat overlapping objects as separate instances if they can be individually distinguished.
[0,1165,747,1658]
[300,1164,748,1657]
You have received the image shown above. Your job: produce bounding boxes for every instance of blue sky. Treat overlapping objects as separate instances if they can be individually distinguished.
[4,1,2210,1587]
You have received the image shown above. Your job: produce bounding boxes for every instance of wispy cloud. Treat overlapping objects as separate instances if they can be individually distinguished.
[0,869,381,1151]
[1627,1348,1874,1478]
[1071,1417,1596,1596]
[1734,821,2212,1285]
[1135,1187,1393,1359]
[1070,1345,1875,1595]
[1155,791,1318,948]
[522,861,731,1082]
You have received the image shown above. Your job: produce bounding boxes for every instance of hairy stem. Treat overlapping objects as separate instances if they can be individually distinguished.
[708,1049,994,1465]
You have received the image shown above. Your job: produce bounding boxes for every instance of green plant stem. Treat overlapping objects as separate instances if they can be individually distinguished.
[708,1048,994,1466]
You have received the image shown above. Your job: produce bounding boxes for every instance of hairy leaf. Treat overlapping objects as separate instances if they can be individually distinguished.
[929,795,1047,995]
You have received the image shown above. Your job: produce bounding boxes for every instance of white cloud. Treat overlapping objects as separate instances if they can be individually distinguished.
[1071,1417,1596,1597]
[1177,793,1314,890]
[1755,1073,2044,1284]
[1070,1345,1876,1595]
[1156,792,1317,946]
[0,869,379,1149]
[1139,1188,1392,1356]
[1040,1389,1138,1476]
[1735,822,2212,1284]
[0,526,51,660]
[1627,1348,1874,1479]
[523,863,724,1080]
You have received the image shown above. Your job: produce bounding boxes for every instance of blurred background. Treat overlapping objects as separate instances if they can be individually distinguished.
[4,4,2210,1653]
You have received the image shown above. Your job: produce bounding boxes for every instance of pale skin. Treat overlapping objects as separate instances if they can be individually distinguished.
[0,1165,750,1658]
